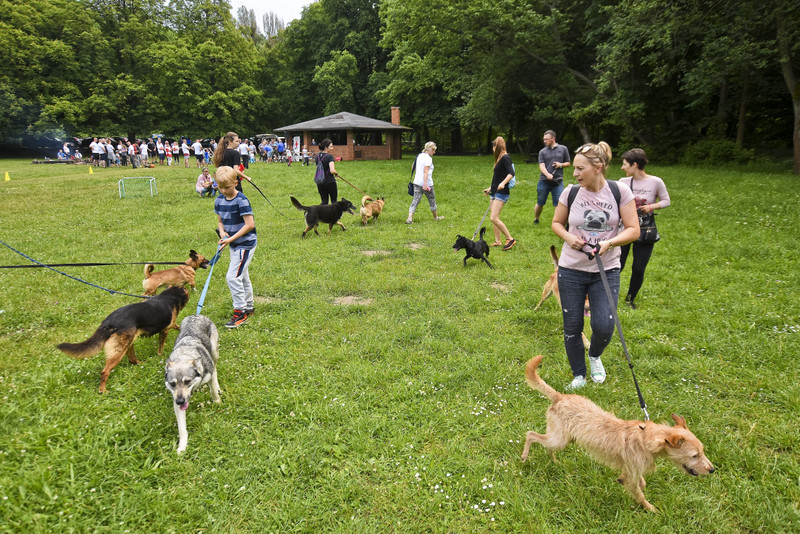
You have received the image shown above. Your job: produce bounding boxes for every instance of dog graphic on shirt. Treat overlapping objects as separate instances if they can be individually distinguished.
[578,209,613,233]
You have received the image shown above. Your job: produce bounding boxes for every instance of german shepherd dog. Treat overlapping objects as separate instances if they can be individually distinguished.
[360,195,385,225]
[165,315,220,454]
[57,287,189,393]
[290,196,356,237]
[143,250,209,296]
[452,227,493,269]
[521,355,715,512]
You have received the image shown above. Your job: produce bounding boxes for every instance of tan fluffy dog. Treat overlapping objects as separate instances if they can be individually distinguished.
[360,195,385,225]
[521,355,715,512]
[143,250,209,296]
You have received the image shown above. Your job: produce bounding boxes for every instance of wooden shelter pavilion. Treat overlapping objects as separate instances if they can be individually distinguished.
[275,108,410,161]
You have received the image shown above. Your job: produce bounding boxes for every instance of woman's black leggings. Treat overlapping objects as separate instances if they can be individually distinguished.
[619,242,654,301]
[317,181,338,205]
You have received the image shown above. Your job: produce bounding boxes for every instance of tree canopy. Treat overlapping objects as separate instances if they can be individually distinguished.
[0,0,797,171]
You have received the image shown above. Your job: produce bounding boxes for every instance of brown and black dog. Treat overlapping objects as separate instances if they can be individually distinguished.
[521,355,715,512]
[142,250,209,296]
[57,286,189,393]
[360,195,385,225]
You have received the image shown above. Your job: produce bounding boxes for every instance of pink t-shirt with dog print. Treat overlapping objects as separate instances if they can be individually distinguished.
[557,182,634,272]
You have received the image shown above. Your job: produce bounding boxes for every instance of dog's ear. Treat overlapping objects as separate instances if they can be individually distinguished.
[192,358,203,372]
[671,413,688,429]
[665,432,685,448]
[189,250,197,259]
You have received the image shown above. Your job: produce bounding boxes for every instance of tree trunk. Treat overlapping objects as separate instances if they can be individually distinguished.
[450,124,463,153]
[578,123,591,144]
[776,13,800,174]
[715,77,729,138]
[736,79,748,146]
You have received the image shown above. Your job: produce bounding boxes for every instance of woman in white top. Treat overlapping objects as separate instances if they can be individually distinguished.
[618,148,671,309]
[406,141,443,224]
[550,141,640,391]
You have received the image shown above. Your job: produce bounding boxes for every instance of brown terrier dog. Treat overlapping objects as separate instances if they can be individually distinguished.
[534,245,590,349]
[360,195,385,225]
[142,250,209,296]
[521,355,715,512]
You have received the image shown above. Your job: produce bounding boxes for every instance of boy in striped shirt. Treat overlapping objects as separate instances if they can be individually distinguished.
[214,166,257,328]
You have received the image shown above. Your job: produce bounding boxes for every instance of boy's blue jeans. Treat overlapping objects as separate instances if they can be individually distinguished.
[557,266,620,378]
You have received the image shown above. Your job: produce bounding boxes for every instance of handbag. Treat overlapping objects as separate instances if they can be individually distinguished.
[637,212,660,244]
[408,156,418,195]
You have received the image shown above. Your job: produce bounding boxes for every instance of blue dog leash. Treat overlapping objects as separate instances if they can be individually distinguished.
[0,239,149,299]
[583,243,650,421]
[195,244,224,315]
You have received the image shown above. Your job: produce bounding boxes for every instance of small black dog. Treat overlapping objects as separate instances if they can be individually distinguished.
[453,227,493,269]
[290,196,357,238]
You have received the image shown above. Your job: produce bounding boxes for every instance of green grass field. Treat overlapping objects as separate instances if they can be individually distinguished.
[0,156,798,532]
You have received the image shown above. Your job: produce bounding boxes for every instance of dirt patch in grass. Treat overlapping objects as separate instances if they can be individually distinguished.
[406,243,425,250]
[361,250,391,256]
[490,282,509,292]
[333,295,374,306]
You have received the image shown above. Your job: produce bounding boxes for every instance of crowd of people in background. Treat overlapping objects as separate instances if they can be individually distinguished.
[57,136,306,169]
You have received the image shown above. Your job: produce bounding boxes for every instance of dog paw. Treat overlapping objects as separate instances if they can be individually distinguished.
[177,447,186,454]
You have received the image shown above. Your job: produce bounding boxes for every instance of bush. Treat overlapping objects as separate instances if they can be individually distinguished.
[682,138,755,165]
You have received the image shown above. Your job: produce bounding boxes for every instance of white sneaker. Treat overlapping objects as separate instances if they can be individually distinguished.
[565,376,587,391]
[589,357,606,383]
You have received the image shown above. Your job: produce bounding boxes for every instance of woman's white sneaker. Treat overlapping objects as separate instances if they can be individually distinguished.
[565,375,587,391]
[589,357,606,383]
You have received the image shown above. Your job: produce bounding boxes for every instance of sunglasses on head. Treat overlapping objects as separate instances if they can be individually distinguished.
[575,144,596,154]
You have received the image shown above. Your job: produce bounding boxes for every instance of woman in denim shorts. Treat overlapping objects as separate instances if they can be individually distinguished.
[483,136,516,250]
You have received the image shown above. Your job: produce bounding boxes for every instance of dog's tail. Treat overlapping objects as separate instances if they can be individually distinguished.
[524,356,560,401]
[549,245,559,268]
[479,226,486,240]
[361,195,373,207]
[56,327,112,359]
[290,196,307,211]
[144,263,155,279]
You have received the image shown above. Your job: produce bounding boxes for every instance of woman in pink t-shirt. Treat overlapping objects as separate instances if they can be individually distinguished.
[550,141,640,391]
[618,148,671,310]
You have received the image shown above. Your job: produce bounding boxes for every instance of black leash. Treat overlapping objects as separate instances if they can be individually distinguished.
[0,261,183,269]
[583,243,650,421]
[0,239,149,299]
[472,200,492,240]
[243,178,292,220]
[335,173,369,197]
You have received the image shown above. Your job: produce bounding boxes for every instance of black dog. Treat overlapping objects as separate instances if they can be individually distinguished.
[290,196,356,237]
[453,227,493,269]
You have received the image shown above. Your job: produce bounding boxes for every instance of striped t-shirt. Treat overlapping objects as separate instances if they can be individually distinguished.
[215,192,257,249]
